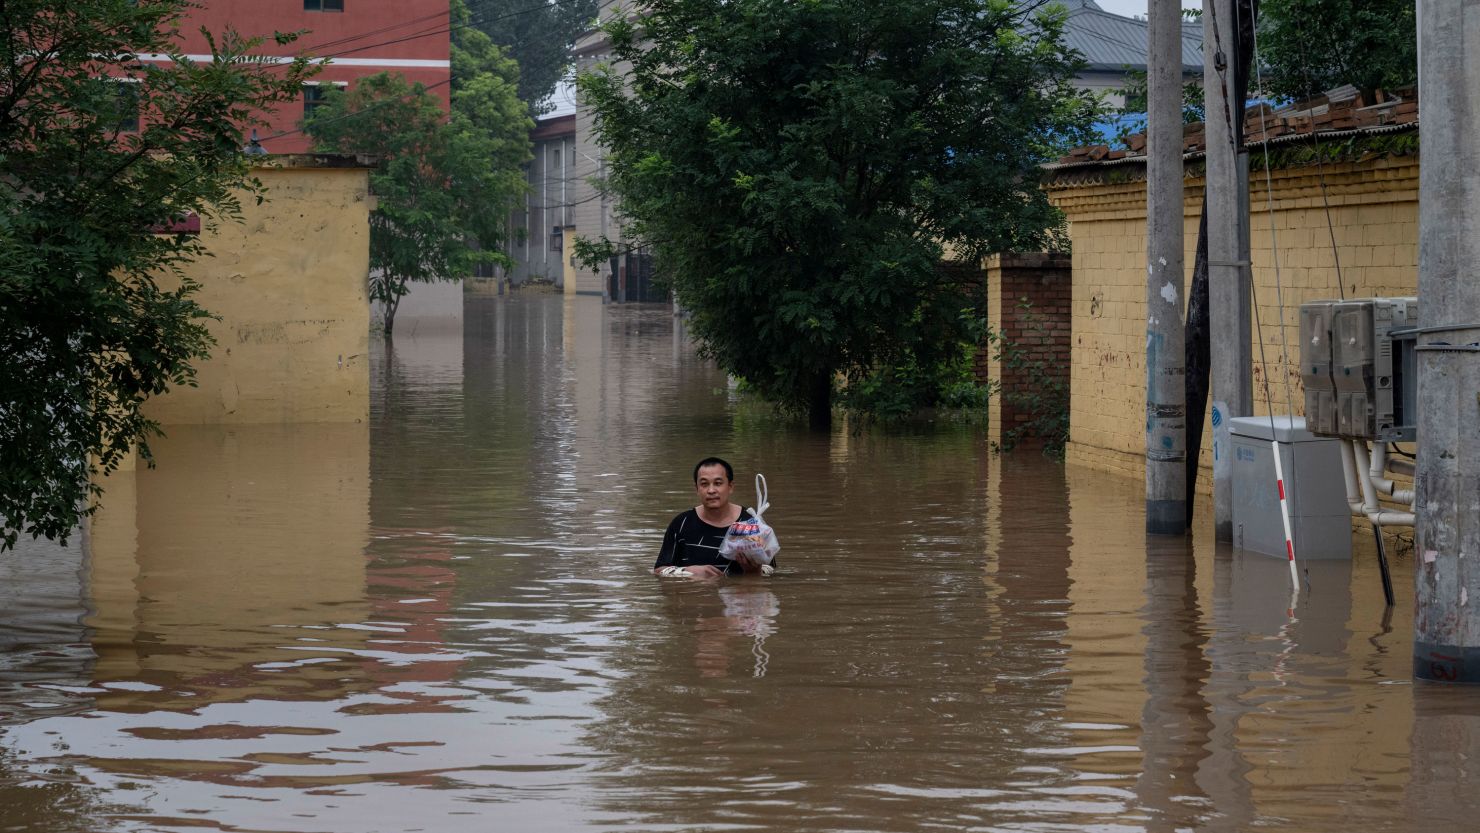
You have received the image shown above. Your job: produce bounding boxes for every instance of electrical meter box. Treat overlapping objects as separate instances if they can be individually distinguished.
[1332,300,1376,437]
[1229,416,1353,560]
[1298,296,1417,441]
[1300,301,1339,436]
[1373,297,1418,442]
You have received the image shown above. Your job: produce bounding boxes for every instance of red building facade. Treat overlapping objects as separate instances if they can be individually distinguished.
[153,1,451,153]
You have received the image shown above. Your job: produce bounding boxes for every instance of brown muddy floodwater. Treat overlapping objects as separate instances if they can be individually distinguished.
[2,294,1479,832]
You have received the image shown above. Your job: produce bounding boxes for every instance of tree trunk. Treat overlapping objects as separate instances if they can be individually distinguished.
[807,371,832,431]
[1184,199,1211,526]
[383,300,398,337]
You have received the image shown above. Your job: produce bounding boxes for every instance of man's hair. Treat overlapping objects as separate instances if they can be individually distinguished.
[693,457,734,483]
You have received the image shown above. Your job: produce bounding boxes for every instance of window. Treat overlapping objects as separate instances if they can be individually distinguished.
[302,83,344,119]
[551,148,561,170]
[109,80,140,133]
[550,228,563,253]
[304,0,344,11]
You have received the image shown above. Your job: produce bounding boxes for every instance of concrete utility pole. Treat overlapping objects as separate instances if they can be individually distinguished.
[1204,0,1253,542]
[1413,0,1480,683]
[1145,0,1187,535]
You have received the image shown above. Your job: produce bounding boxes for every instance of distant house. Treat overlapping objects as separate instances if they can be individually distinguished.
[515,0,1203,296]
[1059,0,1203,109]
[503,114,577,288]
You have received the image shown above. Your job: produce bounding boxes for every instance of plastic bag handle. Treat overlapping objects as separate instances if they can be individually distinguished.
[754,473,769,518]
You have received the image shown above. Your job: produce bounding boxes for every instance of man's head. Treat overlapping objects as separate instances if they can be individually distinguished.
[693,457,735,512]
[693,457,734,484]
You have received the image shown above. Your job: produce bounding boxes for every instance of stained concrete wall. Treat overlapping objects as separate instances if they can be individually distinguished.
[143,157,373,425]
[1046,153,1420,488]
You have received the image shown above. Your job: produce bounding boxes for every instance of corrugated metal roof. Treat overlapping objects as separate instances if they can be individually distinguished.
[1059,1,1202,73]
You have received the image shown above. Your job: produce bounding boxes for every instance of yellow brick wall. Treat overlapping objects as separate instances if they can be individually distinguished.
[1048,155,1420,488]
[143,159,373,425]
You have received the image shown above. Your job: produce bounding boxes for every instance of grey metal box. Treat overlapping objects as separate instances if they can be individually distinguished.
[1332,300,1376,437]
[1372,296,1418,442]
[1300,300,1340,436]
[1229,416,1353,560]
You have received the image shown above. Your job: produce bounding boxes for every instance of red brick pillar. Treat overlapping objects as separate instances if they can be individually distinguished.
[983,252,1072,450]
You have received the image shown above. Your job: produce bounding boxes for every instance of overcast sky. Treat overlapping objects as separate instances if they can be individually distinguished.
[1094,0,1201,18]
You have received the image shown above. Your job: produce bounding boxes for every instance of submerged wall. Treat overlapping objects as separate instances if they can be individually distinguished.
[143,156,374,426]
[1046,150,1420,487]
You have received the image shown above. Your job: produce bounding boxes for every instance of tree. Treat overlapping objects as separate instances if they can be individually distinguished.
[0,1,316,550]
[1257,0,1416,102]
[1109,68,1206,148]
[465,0,600,112]
[305,6,531,335]
[579,0,1099,428]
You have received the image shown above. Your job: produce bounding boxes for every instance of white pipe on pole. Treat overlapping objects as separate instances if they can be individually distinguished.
[1340,440,1366,515]
[1353,440,1417,526]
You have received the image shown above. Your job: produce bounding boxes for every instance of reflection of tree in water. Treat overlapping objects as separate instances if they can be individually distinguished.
[0,761,137,833]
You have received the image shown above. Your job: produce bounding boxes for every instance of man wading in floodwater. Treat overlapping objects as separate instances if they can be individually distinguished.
[654,457,769,578]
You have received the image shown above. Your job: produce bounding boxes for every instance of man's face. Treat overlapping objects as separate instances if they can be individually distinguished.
[694,464,734,511]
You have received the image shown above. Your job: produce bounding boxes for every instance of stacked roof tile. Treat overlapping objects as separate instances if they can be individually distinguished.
[1056,86,1419,167]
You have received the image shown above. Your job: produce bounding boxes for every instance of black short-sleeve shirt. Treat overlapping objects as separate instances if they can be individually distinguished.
[655,507,756,575]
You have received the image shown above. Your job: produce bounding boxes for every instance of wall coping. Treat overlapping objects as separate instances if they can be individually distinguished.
[251,153,379,170]
[986,252,1071,270]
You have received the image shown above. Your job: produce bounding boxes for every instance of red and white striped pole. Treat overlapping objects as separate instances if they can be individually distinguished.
[1271,439,1300,594]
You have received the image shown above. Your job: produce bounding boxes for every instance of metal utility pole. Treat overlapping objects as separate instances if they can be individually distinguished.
[1205,0,1254,541]
[1145,0,1187,535]
[1413,0,1480,684]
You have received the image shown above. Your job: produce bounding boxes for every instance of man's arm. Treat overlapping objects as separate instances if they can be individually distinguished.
[653,516,680,574]
[653,514,725,578]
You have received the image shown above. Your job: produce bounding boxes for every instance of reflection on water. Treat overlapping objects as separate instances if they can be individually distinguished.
[0,294,1470,831]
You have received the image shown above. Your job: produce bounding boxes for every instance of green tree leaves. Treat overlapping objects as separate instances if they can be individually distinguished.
[580,0,1098,426]
[465,0,600,112]
[305,1,531,335]
[0,0,316,550]
[1257,0,1417,102]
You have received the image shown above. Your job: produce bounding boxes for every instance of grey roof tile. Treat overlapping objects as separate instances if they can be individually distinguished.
[1056,0,1203,73]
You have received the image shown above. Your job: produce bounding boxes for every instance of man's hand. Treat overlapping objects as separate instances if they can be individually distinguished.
[733,554,763,574]
[654,565,725,579]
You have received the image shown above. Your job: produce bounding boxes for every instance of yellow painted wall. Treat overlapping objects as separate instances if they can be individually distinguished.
[566,232,608,296]
[143,158,373,426]
[1046,155,1420,488]
[562,225,580,295]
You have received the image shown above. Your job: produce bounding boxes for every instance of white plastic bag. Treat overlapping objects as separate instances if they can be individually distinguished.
[719,474,780,566]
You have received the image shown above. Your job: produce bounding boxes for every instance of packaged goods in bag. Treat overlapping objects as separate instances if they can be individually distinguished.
[720,474,779,566]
